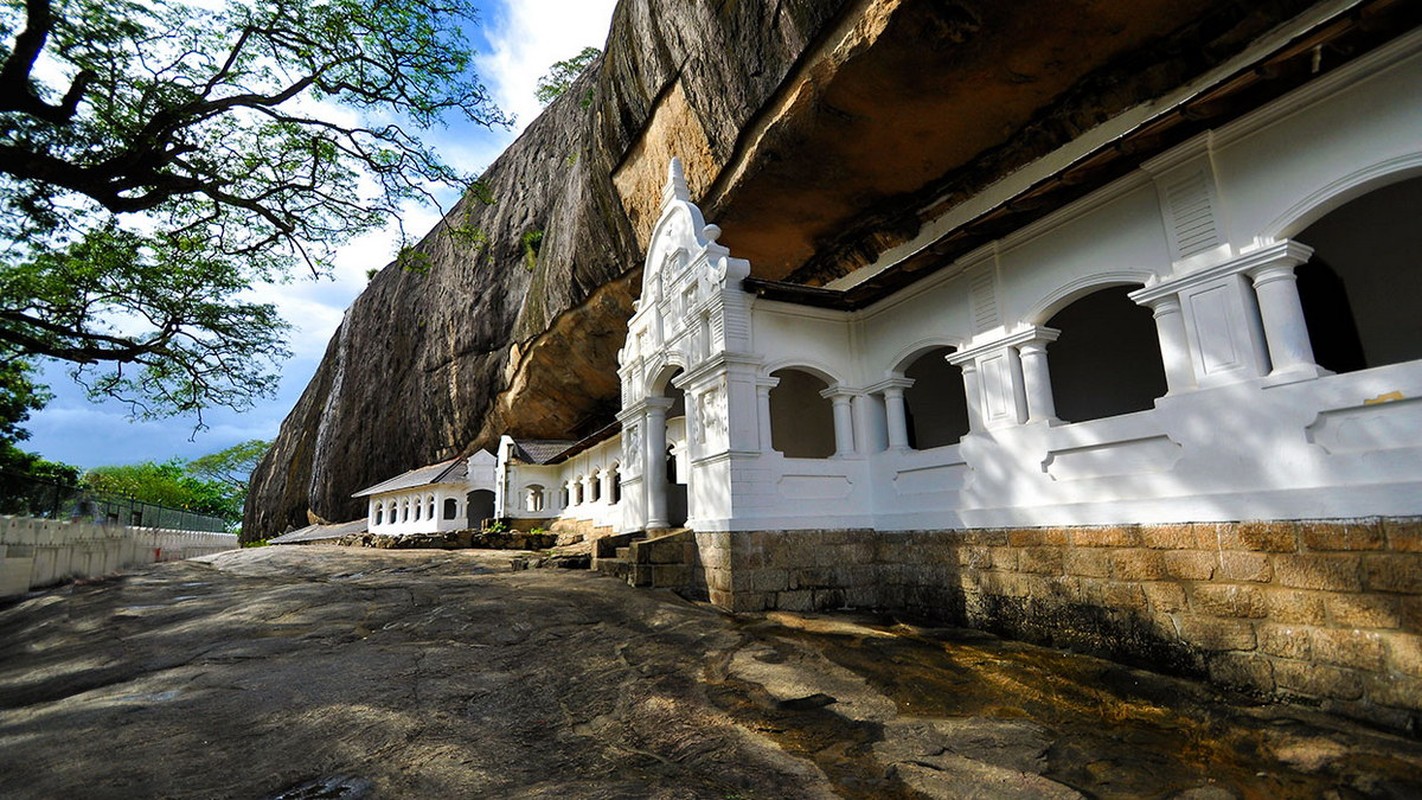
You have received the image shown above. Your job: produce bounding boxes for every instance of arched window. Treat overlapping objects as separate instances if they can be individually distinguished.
[769,368,835,458]
[443,498,458,519]
[1295,176,1422,373]
[525,485,545,513]
[375,503,384,525]
[427,495,435,520]
[402,499,410,522]
[574,477,584,506]
[414,498,422,521]
[589,470,602,502]
[1045,286,1166,423]
[610,465,621,505]
[559,485,569,508]
[902,347,970,449]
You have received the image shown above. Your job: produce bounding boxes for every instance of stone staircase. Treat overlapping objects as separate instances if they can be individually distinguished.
[593,528,695,589]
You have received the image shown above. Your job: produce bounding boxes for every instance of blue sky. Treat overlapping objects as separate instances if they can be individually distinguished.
[22,0,619,469]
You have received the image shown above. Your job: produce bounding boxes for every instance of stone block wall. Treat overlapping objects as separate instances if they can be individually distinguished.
[690,518,1422,731]
[0,516,239,598]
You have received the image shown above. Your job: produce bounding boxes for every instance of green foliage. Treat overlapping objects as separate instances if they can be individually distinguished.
[0,225,290,419]
[534,46,600,106]
[81,439,269,523]
[397,247,433,275]
[83,459,236,519]
[486,519,508,533]
[520,229,544,272]
[0,0,508,417]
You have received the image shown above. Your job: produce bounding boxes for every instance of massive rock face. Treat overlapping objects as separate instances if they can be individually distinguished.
[247,0,1355,537]
[246,0,853,537]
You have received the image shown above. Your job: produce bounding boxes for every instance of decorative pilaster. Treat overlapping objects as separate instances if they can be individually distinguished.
[959,361,984,433]
[821,389,858,457]
[1246,243,1325,382]
[1142,295,1196,394]
[642,398,674,528]
[1017,329,1060,424]
[755,377,778,452]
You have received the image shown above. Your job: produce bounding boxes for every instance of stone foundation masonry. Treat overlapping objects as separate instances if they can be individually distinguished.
[691,519,1422,732]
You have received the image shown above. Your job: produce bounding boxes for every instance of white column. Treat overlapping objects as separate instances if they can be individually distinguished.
[822,389,857,457]
[1249,263,1323,379]
[876,377,914,450]
[1017,333,1059,424]
[755,377,778,452]
[959,361,984,433]
[643,399,673,528]
[1142,295,1195,394]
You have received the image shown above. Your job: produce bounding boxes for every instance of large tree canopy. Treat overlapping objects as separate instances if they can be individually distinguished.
[0,0,507,418]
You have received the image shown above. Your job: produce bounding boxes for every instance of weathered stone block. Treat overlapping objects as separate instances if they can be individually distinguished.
[1221,522,1298,553]
[1299,520,1384,552]
[1258,624,1311,659]
[1310,628,1384,671]
[1325,594,1400,629]
[989,547,1020,571]
[748,569,788,593]
[962,529,1009,547]
[1110,549,1167,580]
[1365,673,1422,711]
[1383,517,1422,553]
[1142,582,1188,612]
[1217,551,1271,583]
[1361,553,1422,594]
[651,564,692,588]
[1063,547,1110,578]
[774,590,815,612]
[958,545,991,569]
[1208,652,1274,692]
[1261,588,1327,624]
[1175,614,1257,651]
[1383,632,1422,677]
[1162,550,1216,581]
[1140,524,1214,550]
[1190,584,1267,619]
[1072,526,1141,548]
[1274,660,1364,700]
[1019,547,1063,576]
[1273,554,1362,592]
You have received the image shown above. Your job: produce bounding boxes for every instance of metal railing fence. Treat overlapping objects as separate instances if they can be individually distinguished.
[0,470,232,533]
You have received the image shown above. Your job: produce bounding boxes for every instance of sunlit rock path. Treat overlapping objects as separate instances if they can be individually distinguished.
[0,547,1418,799]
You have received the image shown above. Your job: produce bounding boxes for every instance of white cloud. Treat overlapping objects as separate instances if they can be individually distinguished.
[476,0,618,134]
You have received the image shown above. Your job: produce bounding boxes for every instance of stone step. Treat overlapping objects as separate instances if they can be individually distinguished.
[614,547,630,560]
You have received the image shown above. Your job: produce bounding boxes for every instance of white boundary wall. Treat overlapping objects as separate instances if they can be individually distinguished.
[0,516,239,598]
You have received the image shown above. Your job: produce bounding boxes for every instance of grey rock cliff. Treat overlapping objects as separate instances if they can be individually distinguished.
[245,0,850,537]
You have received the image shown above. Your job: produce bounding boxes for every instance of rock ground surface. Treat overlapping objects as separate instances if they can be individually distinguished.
[1,546,1419,799]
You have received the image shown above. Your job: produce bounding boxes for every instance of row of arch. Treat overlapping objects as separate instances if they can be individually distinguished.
[766,175,1422,457]
[373,495,460,525]
[521,465,624,514]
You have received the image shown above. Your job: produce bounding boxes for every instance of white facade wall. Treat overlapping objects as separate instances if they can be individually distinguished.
[366,483,469,535]
[613,32,1422,534]
[0,516,238,597]
[497,436,627,531]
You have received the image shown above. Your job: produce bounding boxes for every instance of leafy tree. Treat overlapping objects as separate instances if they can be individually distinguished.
[0,0,509,419]
[535,46,601,106]
[83,459,236,519]
[186,438,268,514]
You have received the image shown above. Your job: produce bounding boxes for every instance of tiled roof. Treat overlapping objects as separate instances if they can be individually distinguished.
[351,457,468,498]
[269,518,367,544]
[510,440,577,465]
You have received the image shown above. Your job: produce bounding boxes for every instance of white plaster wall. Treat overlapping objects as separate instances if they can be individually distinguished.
[0,516,238,597]
[699,32,1422,532]
[367,484,467,535]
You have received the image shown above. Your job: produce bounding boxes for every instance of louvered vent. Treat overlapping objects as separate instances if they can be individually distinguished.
[1164,169,1221,259]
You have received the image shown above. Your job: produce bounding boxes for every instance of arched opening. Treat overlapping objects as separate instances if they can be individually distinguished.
[466,489,495,528]
[413,499,422,521]
[573,477,585,506]
[589,470,602,503]
[443,498,458,520]
[901,347,970,449]
[1295,176,1422,373]
[769,368,835,458]
[651,368,689,528]
[559,485,569,508]
[1045,285,1167,423]
[375,503,384,525]
[610,466,621,504]
[427,495,435,520]
[524,485,545,513]
[401,499,410,522]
